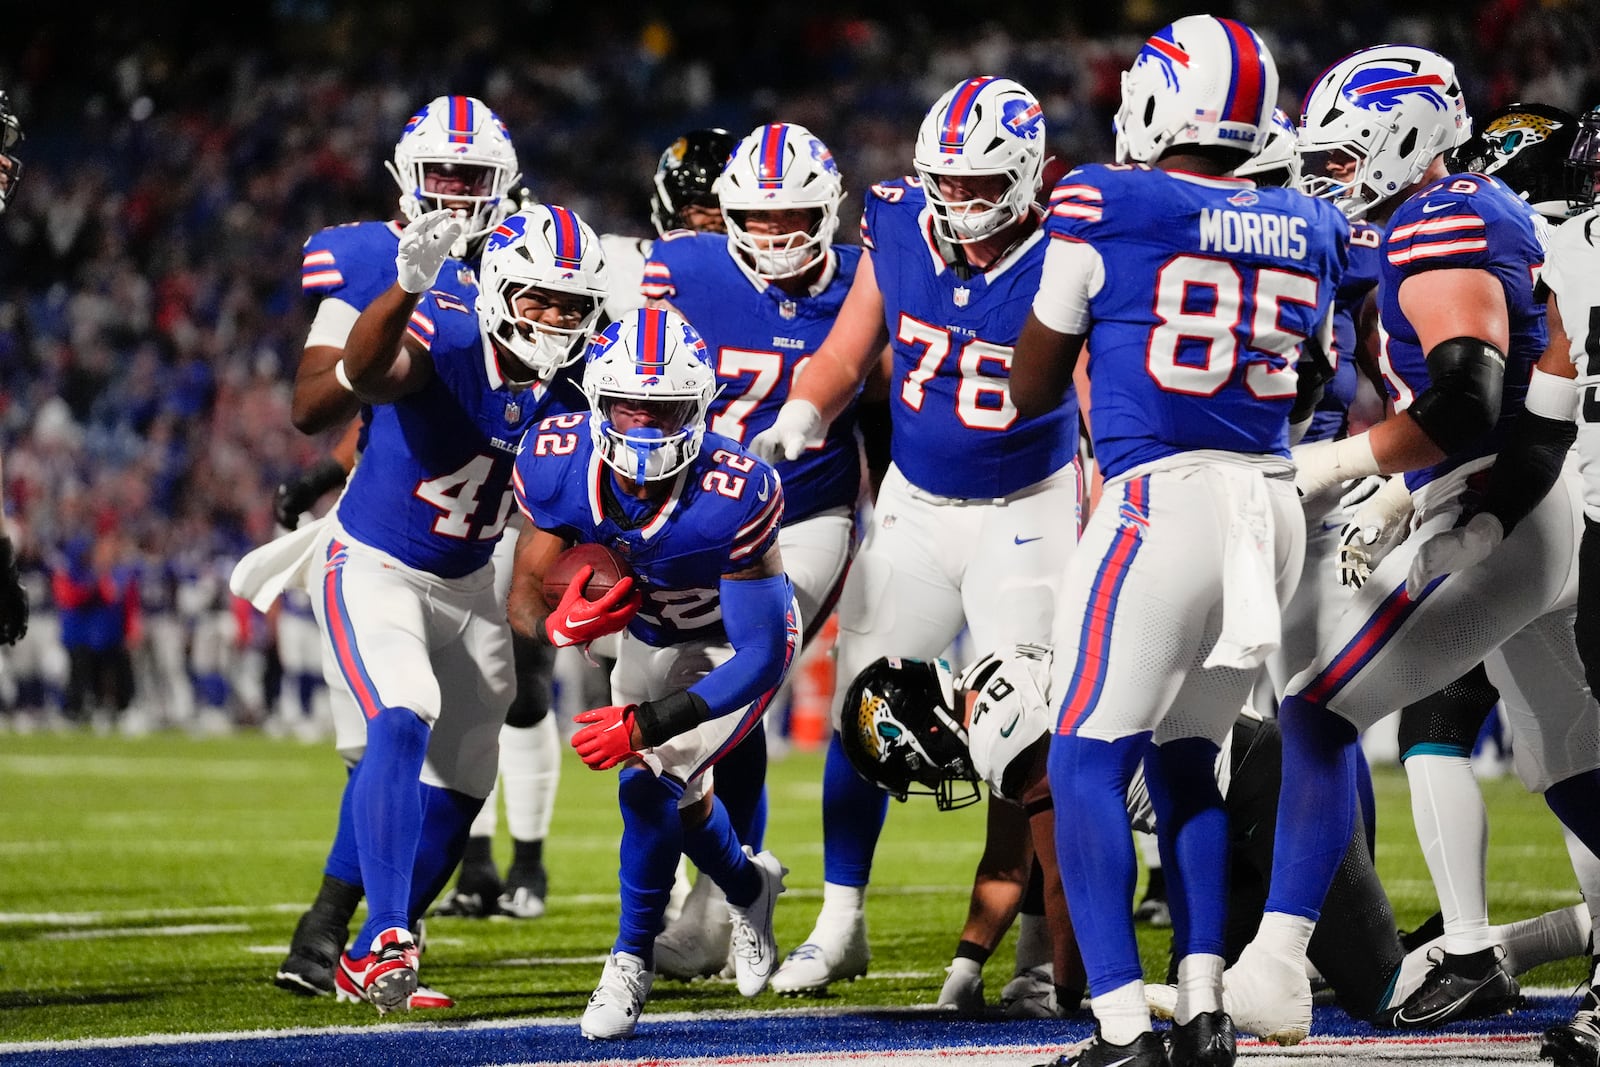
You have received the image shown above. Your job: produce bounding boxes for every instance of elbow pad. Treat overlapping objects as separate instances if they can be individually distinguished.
[1405,337,1505,454]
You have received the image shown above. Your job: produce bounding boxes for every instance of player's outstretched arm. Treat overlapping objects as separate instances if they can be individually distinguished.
[290,335,364,435]
[341,210,462,403]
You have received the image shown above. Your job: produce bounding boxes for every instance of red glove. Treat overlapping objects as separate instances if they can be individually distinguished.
[545,566,643,647]
[571,704,640,770]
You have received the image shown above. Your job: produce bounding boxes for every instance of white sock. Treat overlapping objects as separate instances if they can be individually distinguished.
[468,779,499,839]
[1175,953,1224,1024]
[1092,978,1152,1045]
[1498,904,1592,977]
[502,718,561,842]
[949,955,982,980]
[1014,912,1051,975]
[1406,754,1492,954]
[820,882,865,923]
[1253,911,1315,963]
[1136,829,1162,870]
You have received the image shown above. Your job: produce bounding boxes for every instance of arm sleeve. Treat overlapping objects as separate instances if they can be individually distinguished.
[1031,237,1104,335]
[685,572,795,720]
[1481,368,1579,534]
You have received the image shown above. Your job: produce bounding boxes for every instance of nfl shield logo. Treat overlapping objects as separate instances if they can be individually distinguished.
[953,286,970,308]
[503,399,522,424]
[779,300,798,320]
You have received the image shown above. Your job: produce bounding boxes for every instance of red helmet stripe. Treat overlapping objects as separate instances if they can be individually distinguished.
[758,123,787,189]
[1219,19,1266,125]
[549,206,583,269]
[940,77,995,153]
[448,96,474,144]
[636,308,668,375]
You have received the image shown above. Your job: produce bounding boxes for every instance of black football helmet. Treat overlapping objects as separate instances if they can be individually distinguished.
[838,656,981,811]
[1446,102,1583,220]
[649,128,736,236]
[1569,104,1600,212]
[0,91,22,215]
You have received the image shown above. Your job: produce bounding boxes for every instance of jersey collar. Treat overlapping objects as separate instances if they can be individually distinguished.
[725,240,839,299]
[586,448,688,539]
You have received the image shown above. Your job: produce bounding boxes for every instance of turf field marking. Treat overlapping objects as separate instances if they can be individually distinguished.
[37,923,251,941]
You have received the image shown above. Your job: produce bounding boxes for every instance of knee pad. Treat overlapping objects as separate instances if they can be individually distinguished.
[1397,664,1498,761]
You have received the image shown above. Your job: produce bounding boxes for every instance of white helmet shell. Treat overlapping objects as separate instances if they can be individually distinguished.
[583,308,717,483]
[1114,15,1279,166]
[386,95,521,254]
[1298,45,1471,219]
[913,77,1046,244]
[1236,108,1303,187]
[718,123,845,280]
[476,206,608,382]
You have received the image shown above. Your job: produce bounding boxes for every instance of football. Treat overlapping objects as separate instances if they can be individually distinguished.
[542,542,635,610]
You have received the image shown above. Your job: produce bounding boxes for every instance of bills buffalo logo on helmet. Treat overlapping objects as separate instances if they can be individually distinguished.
[1342,67,1450,113]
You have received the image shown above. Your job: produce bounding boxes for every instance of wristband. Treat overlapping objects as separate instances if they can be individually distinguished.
[334,359,354,392]
[633,690,709,748]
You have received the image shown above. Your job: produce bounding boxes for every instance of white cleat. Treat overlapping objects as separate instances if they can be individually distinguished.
[653,874,730,981]
[580,951,653,1040]
[1146,982,1178,1020]
[936,962,985,1013]
[771,910,870,995]
[727,847,787,997]
[1225,940,1313,1045]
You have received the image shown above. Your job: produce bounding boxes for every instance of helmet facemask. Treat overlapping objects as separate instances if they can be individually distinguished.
[1570,108,1600,212]
[583,309,717,484]
[489,283,601,383]
[725,207,838,281]
[913,78,1046,246]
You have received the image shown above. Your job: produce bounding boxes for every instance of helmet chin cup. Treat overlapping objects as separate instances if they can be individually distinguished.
[583,308,717,483]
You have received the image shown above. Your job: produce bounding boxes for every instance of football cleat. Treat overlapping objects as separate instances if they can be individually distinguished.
[771,909,870,995]
[1168,1009,1237,1067]
[433,862,504,919]
[727,847,787,997]
[936,961,985,1013]
[334,964,455,1010]
[336,927,419,1015]
[653,875,731,981]
[1223,940,1312,1045]
[1001,965,1061,1018]
[581,951,654,1040]
[1541,986,1600,1067]
[1035,1029,1170,1067]
[1374,946,1521,1029]
[498,861,549,920]
[273,909,347,996]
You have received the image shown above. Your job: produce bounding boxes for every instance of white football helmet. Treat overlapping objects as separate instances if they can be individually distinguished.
[584,308,717,483]
[1298,45,1471,219]
[477,205,609,382]
[913,77,1046,244]
[718,123,845,280]
[1236,108,1302,187]
[386,95,521,254]
[1115,15,1279,166]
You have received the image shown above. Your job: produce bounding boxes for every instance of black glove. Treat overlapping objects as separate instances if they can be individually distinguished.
[272,458,347,530]
[0,536,29,646]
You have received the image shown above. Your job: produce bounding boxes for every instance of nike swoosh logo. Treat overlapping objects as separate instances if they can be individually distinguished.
[1014,535,1043,545]
[1421,201,1450,213]
[1102,1056,1137,1067]
[999,714,1021,738]
[757,479,771,502]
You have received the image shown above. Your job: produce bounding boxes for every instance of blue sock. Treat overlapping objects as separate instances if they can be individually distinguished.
[684,794,760,907]
[352,706,429,952]
[323,765,363,886]
[1355,745,1377,857]
[715,720,769,850]
[1265,693,1358,921]
[822,730,887,886]
[1049,731,1148,996]
[615,767,685,964]
[1144,736,1227,960]
[1545,769,1600,857]
[297,673,322,718]
[407,784,485,926]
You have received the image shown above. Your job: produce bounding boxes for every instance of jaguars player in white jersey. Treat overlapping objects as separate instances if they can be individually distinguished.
[0,90,28,647]
[751,75,1081,996]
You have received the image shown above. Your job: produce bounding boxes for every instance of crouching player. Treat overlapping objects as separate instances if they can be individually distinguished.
[506,307,798,1039]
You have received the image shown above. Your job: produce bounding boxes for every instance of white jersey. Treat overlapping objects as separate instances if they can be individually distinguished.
[958,643,1237,822]
[1544,210,1600,522]
[600,232,651,318]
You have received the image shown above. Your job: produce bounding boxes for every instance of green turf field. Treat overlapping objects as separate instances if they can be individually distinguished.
[0,732,1587,1042]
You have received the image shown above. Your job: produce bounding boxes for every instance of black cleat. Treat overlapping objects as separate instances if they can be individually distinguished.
[274,909,348,996]
[432,863,503,918]
[1541,987,1600,1067]
[498,860,548,919]
[1375,946,1522,1029]
[1169,1010,1236,1067]
[1034,1030,1171,1067]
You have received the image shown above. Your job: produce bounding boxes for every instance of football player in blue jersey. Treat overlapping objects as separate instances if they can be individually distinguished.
[270,96,538,1002]
[1220,48,1600,1047]
[640,121,860,981]
[751,75,1082,996]
[505,307,794,1039]
[288,202,604,1014]
[1010,16,1347,1066]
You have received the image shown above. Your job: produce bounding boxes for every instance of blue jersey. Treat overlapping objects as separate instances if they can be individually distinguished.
[863,178,1078,498]
[1375,173,1549,489]
[301,219,479,313]
[512,413,785,647]
[336,288,583,578]
[1047,165,1348,478]
[1305,220,1382,443]
[644,232,862,522]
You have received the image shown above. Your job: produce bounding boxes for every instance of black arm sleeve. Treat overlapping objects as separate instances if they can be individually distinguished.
[1289,336,1334,427]
[1482,410,1576,534]
[1405,337,1505,454]
[633,689,710,748]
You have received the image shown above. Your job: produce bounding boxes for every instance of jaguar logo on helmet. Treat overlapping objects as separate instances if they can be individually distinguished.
[1342,67,1450,113]
[856,692,893,762]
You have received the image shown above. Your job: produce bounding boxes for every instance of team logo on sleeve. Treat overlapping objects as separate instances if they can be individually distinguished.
[1227,189,1260,206]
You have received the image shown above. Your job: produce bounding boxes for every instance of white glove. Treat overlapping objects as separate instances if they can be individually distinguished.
[1336,476,1414,589]
[1406,512,1503,598]
[1292,434,1381,499]
[1337,474,1388,512]
[749,400,824,464]
[396,209,465,294]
